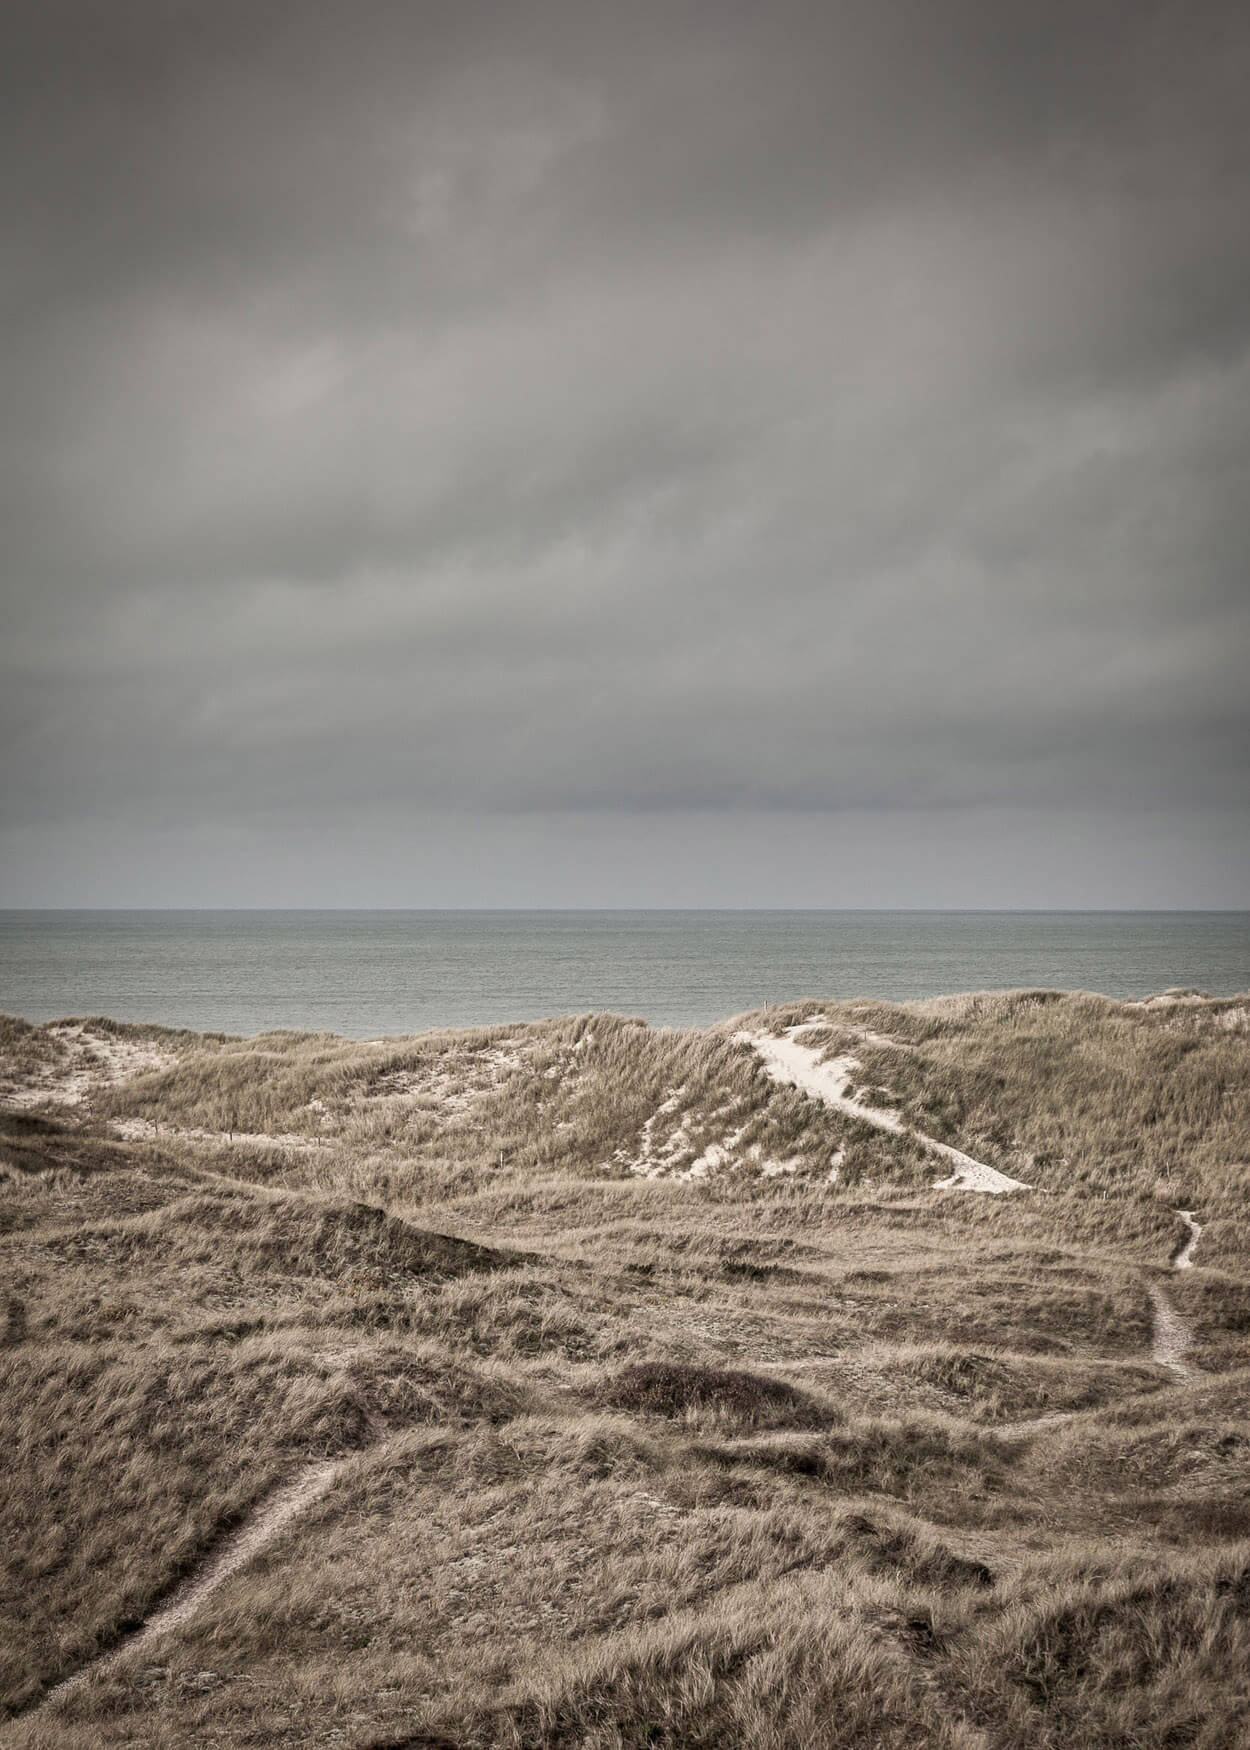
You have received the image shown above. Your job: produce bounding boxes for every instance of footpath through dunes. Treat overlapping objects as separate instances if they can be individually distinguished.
[738,1016,1211,1402]
[34,1459,346,1718]
[1174,1209,1203,1269]
[3,993,1250,1747]
[1149,1210,1204,1378]
[742,1022,1032,1193]
[988,1207,1206,1438]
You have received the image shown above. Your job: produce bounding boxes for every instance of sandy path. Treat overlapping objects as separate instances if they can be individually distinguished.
[1150,1210,1202,1377]
[1173,1210,1202,1270]
[992,1219,1203,1430]
[1148,1284,1193,1376]
[744,1028,1030,1194]
[32,1460,342,1719]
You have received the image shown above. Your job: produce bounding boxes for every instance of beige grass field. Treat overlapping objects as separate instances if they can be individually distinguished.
[2,989,1249,1747]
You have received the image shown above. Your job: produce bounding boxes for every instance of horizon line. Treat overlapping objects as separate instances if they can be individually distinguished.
[2,906,1248,918]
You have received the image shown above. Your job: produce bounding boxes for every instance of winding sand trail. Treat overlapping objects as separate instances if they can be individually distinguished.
[744,1026,1030,1194]
[991,1211,1204,1436]
[1173,1209,1202,1270]
[743,1025,1205,1420]
[1150,1211,1203,1377]
[29,1460,343,1722]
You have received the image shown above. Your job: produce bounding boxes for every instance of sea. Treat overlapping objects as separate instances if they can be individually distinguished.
[1,910,1248,1040]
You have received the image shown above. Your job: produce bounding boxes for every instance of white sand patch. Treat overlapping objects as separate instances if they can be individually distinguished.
[792,1019,916,1053]
[357,1041,536,1119]
[676,1136,723,1180]
[615,1087,688,1177]
[929,1145,1030,1195]
[678,1124,753,1180]
[743,1027,1030,1195]
[614,1090,756,1180]
[1127,990,1210,1009]
[0,1022,178,1111]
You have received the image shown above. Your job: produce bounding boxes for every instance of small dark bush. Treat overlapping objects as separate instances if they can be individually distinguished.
[594,1361,830,1429]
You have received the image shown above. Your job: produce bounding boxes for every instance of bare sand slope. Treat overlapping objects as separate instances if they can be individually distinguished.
[745,1025,1030,1194]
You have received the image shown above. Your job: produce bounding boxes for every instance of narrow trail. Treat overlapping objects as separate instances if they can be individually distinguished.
[27,1459,343,1723]
[997,1212,1204,1430]
[1150,1211,1202,1377]
[746,1027,1207,1433]
[1173,1209,1203,1270]
[744,1026,1030,1194]
[1148,1284,1193,1376]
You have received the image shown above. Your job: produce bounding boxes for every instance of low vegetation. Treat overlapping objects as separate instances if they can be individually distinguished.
[1,990,1247,1745]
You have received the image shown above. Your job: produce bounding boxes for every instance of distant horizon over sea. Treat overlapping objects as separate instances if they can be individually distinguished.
[2,909,1248,1039]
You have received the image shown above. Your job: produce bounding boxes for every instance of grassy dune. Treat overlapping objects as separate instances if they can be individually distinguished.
[1,991,1248,1746]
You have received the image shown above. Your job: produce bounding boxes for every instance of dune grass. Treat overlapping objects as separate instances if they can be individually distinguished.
[1,990,1247,1745]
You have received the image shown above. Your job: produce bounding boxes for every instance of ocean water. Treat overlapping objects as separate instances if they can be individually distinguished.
[2,911,1248,1040]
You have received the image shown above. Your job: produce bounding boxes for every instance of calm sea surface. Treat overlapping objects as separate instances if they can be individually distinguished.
[1,911,1247,1039]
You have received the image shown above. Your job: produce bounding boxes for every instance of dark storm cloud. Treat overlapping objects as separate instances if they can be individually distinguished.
[2,0,1249,901]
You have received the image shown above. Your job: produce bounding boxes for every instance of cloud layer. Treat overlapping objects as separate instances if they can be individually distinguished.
[3,1,1248,902]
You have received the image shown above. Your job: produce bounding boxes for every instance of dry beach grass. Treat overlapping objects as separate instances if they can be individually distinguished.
[1,990,1248,1746]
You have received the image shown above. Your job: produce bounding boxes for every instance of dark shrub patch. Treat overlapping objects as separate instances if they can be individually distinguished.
[594,1361,830,1430]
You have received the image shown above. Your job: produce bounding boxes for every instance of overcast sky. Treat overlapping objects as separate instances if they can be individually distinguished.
[2,0,1248,906]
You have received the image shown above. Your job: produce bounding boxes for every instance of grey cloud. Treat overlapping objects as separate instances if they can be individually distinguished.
[2,0,1248,902]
